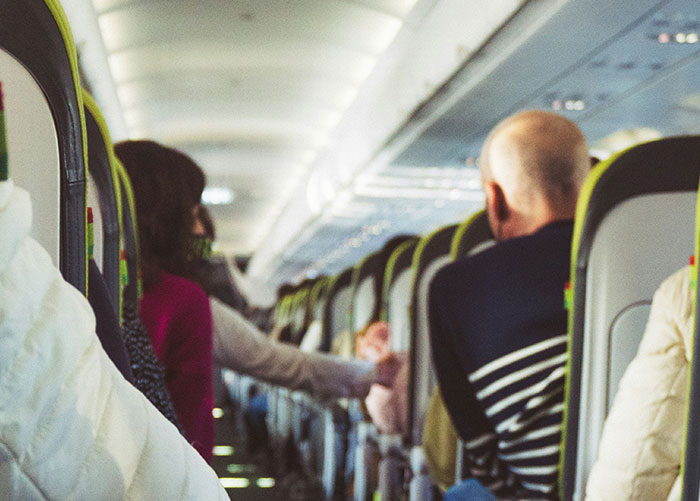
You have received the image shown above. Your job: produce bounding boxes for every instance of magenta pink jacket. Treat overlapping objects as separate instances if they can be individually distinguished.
[141,272,214,463]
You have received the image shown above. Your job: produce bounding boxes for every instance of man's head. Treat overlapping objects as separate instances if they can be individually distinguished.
[479,110,589,240]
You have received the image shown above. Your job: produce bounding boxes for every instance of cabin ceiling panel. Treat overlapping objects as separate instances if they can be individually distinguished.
[107,42,376,86]
[122,99,343,135]
[186,148,311,176]
[96,0,404,56]
[128,115,330,150]
[117,72,358,112]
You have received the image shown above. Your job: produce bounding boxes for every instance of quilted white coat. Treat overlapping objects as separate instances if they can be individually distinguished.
[586,266,691,500]
[0,180,227,500]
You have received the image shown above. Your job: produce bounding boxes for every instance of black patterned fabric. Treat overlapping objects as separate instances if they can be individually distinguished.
[122,297,183,433]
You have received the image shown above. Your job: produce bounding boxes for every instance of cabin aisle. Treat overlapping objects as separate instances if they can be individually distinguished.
[210,404,286,500]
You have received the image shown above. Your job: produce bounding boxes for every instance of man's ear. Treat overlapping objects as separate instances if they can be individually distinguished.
[484,181,509,223]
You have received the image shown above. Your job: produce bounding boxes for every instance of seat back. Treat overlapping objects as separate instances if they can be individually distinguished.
[299,276,330,352]
[310,276,331,322]
[291,287,311,344]
[407,223,459,445]
[350,252,384,334]
[0,0,87,293]
[382,238,419,352]
[450,210,493,261]
[321,266,354,352]
[84,91,122,315]
[115,160,142,303]
[560,137,700,501]
[682,180,700,501]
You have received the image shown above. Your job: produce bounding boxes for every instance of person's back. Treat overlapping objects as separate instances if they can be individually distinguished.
[430,221,572,496]
[140,271,214,458]
[428,110,589,498]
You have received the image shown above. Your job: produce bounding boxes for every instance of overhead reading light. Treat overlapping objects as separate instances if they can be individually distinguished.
[656,32,698,44]
[202,186,235,205]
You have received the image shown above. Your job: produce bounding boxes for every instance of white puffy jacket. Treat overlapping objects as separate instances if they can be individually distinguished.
[0,180,227,500]
[586,266,692,500]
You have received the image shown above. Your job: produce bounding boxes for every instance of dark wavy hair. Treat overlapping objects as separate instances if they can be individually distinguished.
[115,140,206,289]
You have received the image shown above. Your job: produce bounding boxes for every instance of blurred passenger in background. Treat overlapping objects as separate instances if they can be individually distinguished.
[115,140,215,462]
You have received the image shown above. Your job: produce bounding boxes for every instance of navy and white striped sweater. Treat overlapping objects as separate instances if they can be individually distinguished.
[428,221,573,499]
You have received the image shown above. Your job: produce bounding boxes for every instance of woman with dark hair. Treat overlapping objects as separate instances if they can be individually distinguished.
[115,140,215,462]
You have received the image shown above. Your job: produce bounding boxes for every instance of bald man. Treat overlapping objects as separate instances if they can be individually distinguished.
[428,111,590,499]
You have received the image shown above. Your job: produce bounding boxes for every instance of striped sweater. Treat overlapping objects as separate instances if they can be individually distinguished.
[428,221,573,499]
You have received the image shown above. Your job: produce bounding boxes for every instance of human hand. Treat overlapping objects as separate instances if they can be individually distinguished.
[374,351,407,387]
[356,321,391,362]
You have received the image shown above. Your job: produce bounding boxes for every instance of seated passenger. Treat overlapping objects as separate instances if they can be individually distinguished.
[0,179,227,498]
[428,110,590,497]
[115,140,215,462]
[586,266,690,500]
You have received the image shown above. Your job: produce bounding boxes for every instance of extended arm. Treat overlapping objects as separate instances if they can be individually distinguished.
[211,297,385,399]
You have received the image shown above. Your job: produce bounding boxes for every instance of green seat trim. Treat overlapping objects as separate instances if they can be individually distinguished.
[83,90,124,318]
[309,276,331,319]
[115,160,143,299]
[450,210,492,261]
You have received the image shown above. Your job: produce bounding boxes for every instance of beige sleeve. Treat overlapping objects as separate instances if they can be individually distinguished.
[210,297,376,398]
[586,266,693,501]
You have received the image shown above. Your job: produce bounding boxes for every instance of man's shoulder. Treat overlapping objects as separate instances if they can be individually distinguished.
[432,221,574,295]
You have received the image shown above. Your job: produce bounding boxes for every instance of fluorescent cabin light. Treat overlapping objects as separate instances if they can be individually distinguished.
[202,186,235,205]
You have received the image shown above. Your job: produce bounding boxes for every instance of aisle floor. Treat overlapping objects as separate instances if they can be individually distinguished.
[209,405,286,501]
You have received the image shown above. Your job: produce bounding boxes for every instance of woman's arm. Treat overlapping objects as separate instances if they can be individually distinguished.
[210,297,397,398]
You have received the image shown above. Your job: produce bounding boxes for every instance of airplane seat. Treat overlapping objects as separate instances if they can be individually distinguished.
[350,251,384,337]
[382,238,420,354]
[560,136,700,501]
[408,224,460,448]
[0,0,87,294]
[346,252,384,501]
[441,211,496,485]
[395,223,458,501]
[321,266,354,353]
[683,175,700,501]
[371,237,418,500]
[351,236,416,500]
[450,210,494,261]
[87,177,105,273]
[84,90,122,316]
[289,289,306,345]
[299,276,330,353]
[317,266,354,498]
